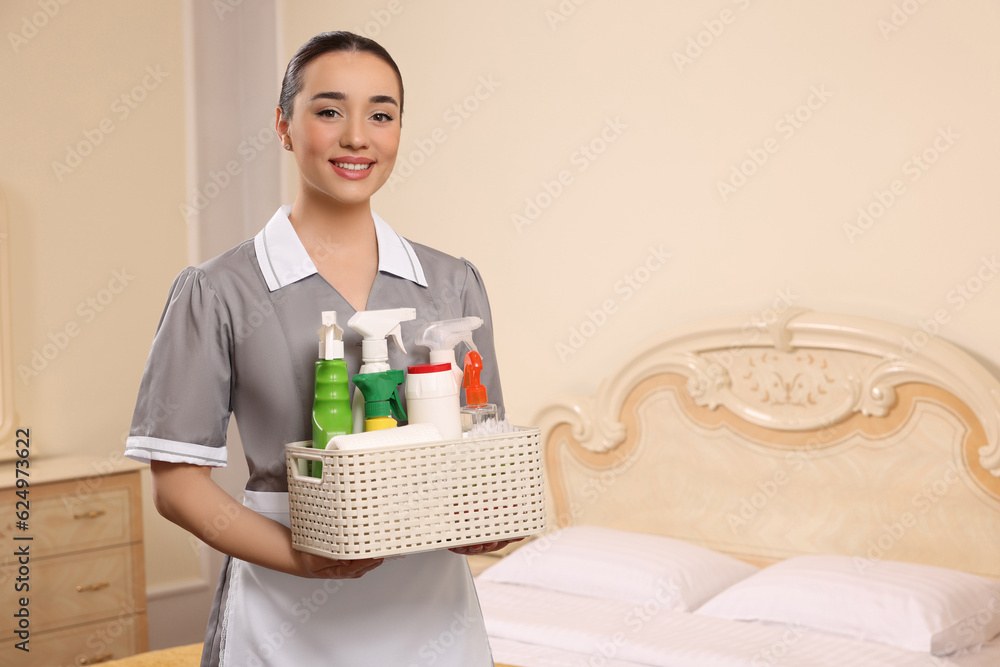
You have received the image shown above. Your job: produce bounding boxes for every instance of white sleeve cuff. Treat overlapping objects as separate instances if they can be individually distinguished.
[125,436,227,467]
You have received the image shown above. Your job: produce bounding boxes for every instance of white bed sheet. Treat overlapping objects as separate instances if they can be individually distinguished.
[478,581,1000,667]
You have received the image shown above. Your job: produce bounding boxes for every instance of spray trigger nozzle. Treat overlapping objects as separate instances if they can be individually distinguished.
[462,351,488,406]
[386,322,407,355]
[347,307,417,363]
[318,311,344,360]
[353,369,407,422]
[415,316,482,362]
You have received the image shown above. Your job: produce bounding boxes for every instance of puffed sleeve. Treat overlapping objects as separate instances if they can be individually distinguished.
[124,267,233,466]
[460,259,506,419]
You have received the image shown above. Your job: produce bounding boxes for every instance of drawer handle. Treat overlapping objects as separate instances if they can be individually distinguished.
[79,653,114,665]
[76,581,111,593]
[74,509,107,520]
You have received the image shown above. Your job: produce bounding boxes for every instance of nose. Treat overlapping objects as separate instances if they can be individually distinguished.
[341,114,369,149]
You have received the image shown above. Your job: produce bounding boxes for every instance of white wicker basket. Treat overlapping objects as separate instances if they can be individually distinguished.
[285,427,547,559]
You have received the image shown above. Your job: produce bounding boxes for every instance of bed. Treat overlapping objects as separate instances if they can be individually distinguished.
[475,308,1000,666]
[104,309,999,667]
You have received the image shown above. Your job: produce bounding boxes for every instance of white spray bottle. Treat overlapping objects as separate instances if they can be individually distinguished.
[347,307,417,433]
[406,317,483,440]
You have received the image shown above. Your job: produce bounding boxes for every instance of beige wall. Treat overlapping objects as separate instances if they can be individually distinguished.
[3,0,999,648]
[283,0,1000,426]
[279,1,1000,427]
[0,0,199,595]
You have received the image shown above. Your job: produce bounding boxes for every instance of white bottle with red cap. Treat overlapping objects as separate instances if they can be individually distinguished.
[405,361,462,440]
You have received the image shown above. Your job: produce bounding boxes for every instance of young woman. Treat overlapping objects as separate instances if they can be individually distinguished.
[126,31,512,666]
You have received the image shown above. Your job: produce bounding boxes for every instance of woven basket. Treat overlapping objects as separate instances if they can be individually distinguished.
[285,427,547,559]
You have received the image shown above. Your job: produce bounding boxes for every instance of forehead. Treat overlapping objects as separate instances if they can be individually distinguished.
[298,51,401,99]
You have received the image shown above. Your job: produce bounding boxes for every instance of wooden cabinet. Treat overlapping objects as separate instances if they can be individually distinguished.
[0,456,147,666]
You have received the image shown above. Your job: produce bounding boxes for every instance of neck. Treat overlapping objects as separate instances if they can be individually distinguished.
[289,190,374,239]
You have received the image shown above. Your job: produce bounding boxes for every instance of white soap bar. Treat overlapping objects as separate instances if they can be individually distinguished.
[327,423,443,451]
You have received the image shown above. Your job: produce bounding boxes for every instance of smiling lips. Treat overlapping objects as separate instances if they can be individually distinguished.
[330,157,374,180]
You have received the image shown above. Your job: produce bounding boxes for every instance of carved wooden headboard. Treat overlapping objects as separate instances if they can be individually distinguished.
[535,309,1000,579]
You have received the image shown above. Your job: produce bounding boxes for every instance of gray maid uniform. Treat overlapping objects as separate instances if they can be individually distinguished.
[126,206,503,666]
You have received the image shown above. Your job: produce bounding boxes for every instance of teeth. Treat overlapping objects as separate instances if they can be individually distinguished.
[333,162,372,171]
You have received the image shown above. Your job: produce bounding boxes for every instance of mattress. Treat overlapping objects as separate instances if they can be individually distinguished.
[478,581,1000,667]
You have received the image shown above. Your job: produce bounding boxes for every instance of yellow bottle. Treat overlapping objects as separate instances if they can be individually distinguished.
[364,415,397,431]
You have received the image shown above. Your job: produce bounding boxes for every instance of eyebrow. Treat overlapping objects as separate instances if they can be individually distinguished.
[309,91,399,107]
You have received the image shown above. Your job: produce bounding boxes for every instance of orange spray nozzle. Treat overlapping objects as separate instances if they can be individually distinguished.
[462,351,488,406]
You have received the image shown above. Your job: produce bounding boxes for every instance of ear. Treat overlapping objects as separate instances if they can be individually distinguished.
[275,107,289,143]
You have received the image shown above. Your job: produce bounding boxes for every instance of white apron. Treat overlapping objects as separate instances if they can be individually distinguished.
[218,491,495,666]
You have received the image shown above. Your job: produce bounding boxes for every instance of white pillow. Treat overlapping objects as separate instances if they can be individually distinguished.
[696,554,1000,655]
[476,525,758,611]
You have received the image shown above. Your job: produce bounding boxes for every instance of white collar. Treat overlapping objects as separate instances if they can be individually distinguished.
[253,205,427,292]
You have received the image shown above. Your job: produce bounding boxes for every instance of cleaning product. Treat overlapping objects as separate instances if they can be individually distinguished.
[310,311,352,477]
[461,350,498,434]
[406,362,462,440]
[413,316,483,387]
[347,308,416,433]
[406,317,482,440]
[353,369,407,431]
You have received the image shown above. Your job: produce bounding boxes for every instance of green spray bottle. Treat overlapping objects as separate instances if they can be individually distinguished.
[352,370,407,431]
[311,311,352,477]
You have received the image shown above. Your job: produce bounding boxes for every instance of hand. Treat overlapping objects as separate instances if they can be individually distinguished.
[295,551,384,579]
[449,538,523,555]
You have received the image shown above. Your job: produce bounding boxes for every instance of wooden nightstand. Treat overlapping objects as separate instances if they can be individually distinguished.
[0,456,148,665]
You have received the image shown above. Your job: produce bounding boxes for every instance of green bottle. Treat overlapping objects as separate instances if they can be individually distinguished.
[311,311,352,478]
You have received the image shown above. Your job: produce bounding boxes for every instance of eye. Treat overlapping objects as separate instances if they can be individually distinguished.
[317,109,341,118]
[371,112,395,123]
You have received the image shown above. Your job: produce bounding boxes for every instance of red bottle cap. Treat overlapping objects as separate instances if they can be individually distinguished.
[407,362,451,374]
